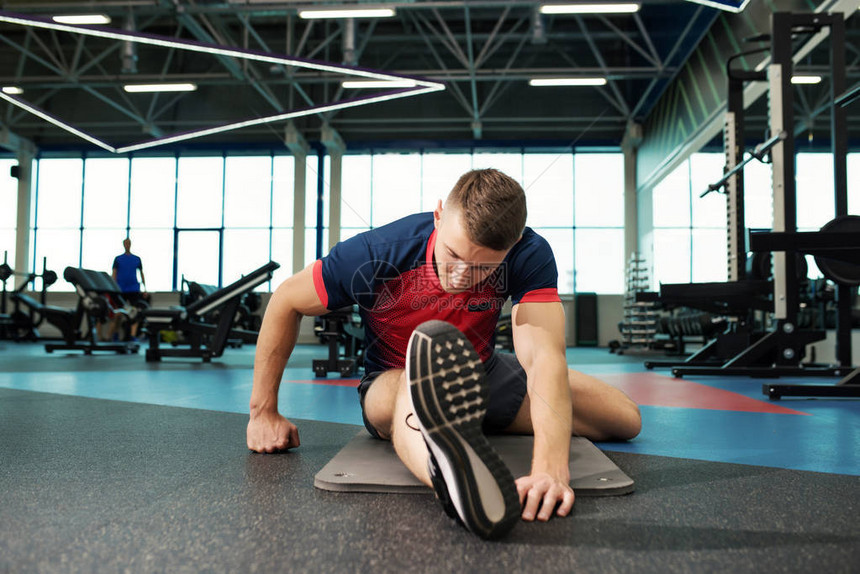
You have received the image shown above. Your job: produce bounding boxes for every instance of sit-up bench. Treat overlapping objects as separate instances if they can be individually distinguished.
[142,261,279,362]
[12,292,76,343]
[42,267,139,355]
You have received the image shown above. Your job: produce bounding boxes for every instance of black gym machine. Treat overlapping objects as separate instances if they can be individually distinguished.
[657,12,859,399]
[42,267,141,355]
[141,261,278,362]
[0,253,59,341]
[643,26,798,373]
[312,306,364,377]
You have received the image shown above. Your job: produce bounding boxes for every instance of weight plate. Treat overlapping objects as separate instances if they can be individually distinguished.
[814,215,860,286]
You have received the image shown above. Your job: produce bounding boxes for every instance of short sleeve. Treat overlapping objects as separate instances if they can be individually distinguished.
[314,233,402,311]
[506,230,560,305]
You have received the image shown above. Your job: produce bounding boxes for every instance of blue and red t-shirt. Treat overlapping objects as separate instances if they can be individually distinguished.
[313,212,560,373]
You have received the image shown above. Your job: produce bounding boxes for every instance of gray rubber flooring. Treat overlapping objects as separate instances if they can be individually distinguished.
[2,388,859,573]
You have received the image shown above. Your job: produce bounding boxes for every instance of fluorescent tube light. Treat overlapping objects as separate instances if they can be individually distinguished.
[52,14,111,25]
[342,80,417,89]
[115,86,441,154]
[0,92,116,152]
[529,77,607,86]
[791,75,822,85]
[2,86,23,95]
[0,12,421,81]
[540,3,640,14]
[123,83,198,93]
[683,0,752,13]
[299,8,395,19]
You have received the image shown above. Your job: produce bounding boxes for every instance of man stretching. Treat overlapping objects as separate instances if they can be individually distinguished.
[247,169,641,539]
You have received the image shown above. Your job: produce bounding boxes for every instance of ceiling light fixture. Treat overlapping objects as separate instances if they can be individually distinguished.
[342,80,417,89]
[0,11,421,83]
[791,75,822,85]
[118,90,434,154]
[529,77,608,86]
[0,91,116,152]
[299,7,395,19]
[540,3,640,14]
[0,10,443,154]
[1,86,23,95]
[52,14,111,25]
[682,0,752,13]
[123,83,198,93]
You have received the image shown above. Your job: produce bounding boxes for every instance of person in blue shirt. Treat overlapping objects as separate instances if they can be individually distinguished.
[110,238,147,339]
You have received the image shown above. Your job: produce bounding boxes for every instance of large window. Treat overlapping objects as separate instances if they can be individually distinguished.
[341,154,372,240]
[271,155,295,287]
[16,150,860,296]
[28,152,295,292]
[130,156,176,292]
[33,158,84,284]
[224,156,273,286]
[524,153,573,292]
[421,153,471,212]
[574,154,624,294]
[848,153,860,213]
[0,159,18,270]
[81,158,130,272]
[652,152,859,287]
[371,153,422,224]
[337,150,625,295]
[305,154,329,266]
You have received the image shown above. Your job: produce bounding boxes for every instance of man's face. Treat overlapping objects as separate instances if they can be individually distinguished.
[433,202,509,294]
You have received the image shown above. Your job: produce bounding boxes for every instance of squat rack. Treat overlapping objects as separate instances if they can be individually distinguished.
[673,12,860,397]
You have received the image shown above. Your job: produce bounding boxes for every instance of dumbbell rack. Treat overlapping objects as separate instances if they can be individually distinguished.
[618,253,658,350]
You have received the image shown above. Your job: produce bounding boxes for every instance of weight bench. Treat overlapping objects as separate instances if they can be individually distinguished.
[11,292,75,342]
[142,261,279,362]
[44,267,139,355]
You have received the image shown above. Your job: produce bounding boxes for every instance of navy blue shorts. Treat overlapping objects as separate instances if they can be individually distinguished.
[357,351,528,439]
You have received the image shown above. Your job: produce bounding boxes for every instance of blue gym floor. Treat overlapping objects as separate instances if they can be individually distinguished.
[1,341,858,477]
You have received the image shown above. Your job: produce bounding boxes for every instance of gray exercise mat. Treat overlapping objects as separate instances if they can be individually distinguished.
[314,432,634,496]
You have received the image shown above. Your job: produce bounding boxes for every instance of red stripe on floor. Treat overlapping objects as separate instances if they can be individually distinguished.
[284,378,361,388]
[601,372,809,415]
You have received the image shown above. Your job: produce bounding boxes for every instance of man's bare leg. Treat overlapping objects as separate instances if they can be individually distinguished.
[362,369,431,485]
[505,369,642,440]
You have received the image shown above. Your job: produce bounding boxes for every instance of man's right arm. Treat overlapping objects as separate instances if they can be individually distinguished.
[247,263,328,453]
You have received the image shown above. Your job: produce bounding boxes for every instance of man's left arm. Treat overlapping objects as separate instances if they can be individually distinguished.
[511,300,575,522]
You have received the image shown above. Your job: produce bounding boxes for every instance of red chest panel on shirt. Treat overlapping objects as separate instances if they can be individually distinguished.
[362,263,505,371]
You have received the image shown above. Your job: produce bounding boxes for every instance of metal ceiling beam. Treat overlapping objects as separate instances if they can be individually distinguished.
[0,66,679,87]
[429,8,471,69]
[479,25,531,115]
[597,15,659,68]
[155,0,284,112]
[463,6,482,138]
[576,16,630,116]
[0,30,158,134]
[474,6,510,69]
[408,11,474,116]
[632,13,661,68]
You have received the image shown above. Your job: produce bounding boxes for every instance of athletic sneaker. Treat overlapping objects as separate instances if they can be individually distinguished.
[406,320,521,540]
